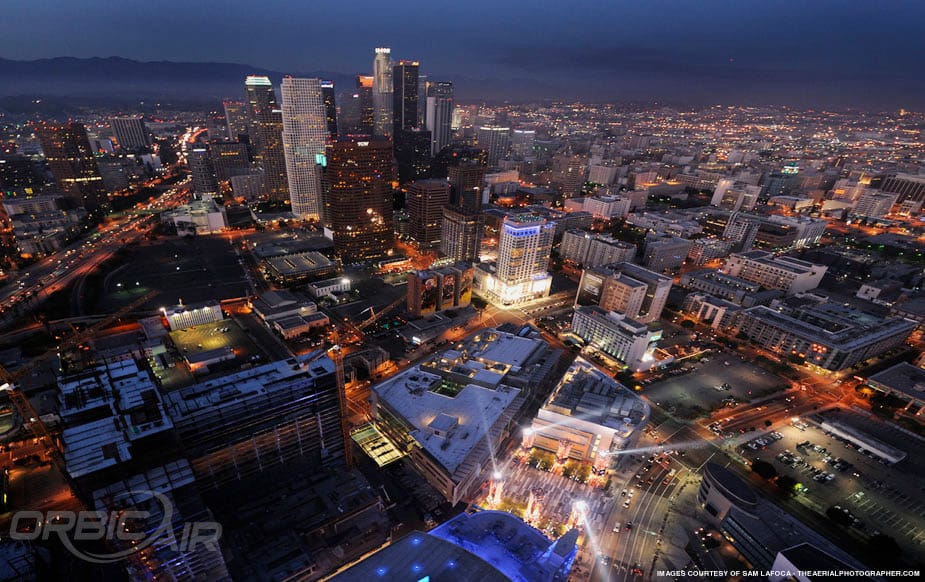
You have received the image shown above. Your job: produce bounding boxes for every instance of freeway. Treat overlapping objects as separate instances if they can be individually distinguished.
[0,177,191,329]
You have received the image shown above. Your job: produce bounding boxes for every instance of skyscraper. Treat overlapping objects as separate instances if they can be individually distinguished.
[189,147,219,195]
[441,206,483,263]
[109,116,149,151]
[323,137,395,260]
[351,76,374,136]
[210,141,251,182]
[34,121,108,211]
[407,179,449,250]
[477,126,511,167]
[394,128,432,184]
[435,145,488,211]
[259,108,289,202]
[425,81,453,156]
[244,76,279,160]
[372,48,393,137]
[223,100,249,142]
[392,61,419,136]
[281,77,329,220]
[321,81,338,138]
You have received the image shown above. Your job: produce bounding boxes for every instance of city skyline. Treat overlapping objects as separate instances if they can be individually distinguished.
[1,1,924,108]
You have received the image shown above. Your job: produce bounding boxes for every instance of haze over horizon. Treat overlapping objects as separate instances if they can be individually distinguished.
[2,0,924,109]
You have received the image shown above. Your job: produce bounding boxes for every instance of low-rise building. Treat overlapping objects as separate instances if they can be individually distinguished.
[528,358,649,472]
[680,269,783,307]
[163,300,223,331]
[305,276,351,299]
[559,230,636,268]
[161,197,227,234]
[570,306,660,370]
[262,250,339,285]
[733,303,916,371]
[723,250,827,295]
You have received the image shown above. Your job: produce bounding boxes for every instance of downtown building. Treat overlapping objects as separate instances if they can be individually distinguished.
[440,205,483,263]
[732,303,916,371]
[223,100,249,141]
[354,74,375,134]
[369,328,559,505]
[407,179,450,250]
[475,213,555,306]
[425,81,453,156]
[575,262,672,324]
[372,47,393,136]
[477,125,511,167]
[723,250,827,295]
[109,116,149,151]
[244,75,289,202]
[527,358,649,473]
[322,137,396,260]
[570,306,661,370]
[34,121,108,210]
[281,77,328,220]
[406,262,474,318]
[559,229,636,268]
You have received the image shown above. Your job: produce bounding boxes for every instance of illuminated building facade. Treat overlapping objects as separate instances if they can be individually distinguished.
[407,178,449,249]
[322,137,395,260]
[281,77,328,219]
[372,47,393,137]
[355,75,374,134]
[425,81,453,156]
[475,214,554,306]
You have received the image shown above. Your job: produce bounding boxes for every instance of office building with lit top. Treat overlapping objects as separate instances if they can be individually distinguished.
[407,178,450,249]
[570,306,661,370]
[475,214,554,306]
[372,47,393,136]
[355,74,374,134]
[528,358,649,472]
[733,302,916,371]
[477,125,511,166]
[575,262,671,324]
[334,510,578,582]
[34,121,108,210]
[321,80,337,137]
[322,136,395,260]
[369,329,558,505]
[281,77,329,220]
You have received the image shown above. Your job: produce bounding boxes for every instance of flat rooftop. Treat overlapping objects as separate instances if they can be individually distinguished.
[373,366,521,475]
[868,362,925,400]
[542,358,648,431]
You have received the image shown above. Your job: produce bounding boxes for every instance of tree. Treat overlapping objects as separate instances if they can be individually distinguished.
[825,506,852,527]
[776,475,798,497]
[751,459,778,480]
[680,320,696,329]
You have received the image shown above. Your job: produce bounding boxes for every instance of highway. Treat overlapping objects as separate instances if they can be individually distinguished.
[0,176,191,330]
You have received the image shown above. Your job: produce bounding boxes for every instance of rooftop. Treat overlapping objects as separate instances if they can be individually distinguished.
[542,358,649,431]
[372,366,521,475]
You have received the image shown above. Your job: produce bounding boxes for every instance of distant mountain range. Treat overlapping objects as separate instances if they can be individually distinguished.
[0,56,559,107]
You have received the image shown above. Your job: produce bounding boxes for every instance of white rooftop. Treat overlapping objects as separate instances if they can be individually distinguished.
[373,366,521,474]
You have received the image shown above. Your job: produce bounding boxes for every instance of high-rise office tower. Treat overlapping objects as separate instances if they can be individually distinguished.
[189,147,219,195]
[259,108,289,202]
[0,154,41,190]
[477,126,511,166]
[109,116,149,151]
[407,179,449,250]
[355,75,375,134]
[281,77,329,220]
[435,146,488,210]
[395,128,432,184]
[441,206,483,263]
[34,121,108,210]
[244,75,279,159]
[392,61,419,136]
[223,100,249,142]
[510,129,536,158]
[425,81,453,156]
[323,137,395,260]
[210,141,251,182]
[372,48,393,137]
[321,81,338,138]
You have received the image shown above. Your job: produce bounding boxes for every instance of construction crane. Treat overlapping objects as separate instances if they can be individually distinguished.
[344,293,407,341]
[0,290,159,474]
[322,328,354,469]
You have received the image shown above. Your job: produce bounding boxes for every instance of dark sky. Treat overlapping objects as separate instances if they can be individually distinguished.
[3,0,924,108]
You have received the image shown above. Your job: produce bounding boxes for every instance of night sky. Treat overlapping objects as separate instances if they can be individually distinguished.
[3,0,924,108]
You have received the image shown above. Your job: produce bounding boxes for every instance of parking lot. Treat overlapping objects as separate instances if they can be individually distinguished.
[643,355,787,419]
[99,236,252,311]
[169,319,264,369]
[736,418,925,558]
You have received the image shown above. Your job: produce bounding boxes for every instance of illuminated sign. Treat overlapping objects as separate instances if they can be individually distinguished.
[357,141,369,147]
[315,153,327,167]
